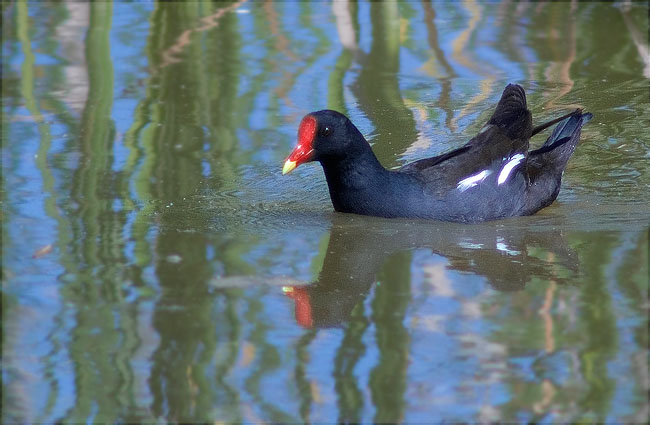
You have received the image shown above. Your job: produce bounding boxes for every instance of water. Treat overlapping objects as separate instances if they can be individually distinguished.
[2,1,649,423]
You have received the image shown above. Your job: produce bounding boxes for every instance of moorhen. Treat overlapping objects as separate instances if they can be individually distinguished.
[282,84,592,223]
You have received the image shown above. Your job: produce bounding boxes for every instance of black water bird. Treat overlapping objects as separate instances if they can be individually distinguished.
[283,84,592,223]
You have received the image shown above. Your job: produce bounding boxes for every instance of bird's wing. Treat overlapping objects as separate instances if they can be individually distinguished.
[400,125,527,185]
[399,84,534,190]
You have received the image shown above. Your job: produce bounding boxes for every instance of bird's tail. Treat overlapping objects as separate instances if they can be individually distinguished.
[488,84,532,139]
[523,110,592,213]
[530,110,593,171]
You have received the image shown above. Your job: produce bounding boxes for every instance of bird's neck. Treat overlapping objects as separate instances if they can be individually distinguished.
[321,149,387,189]
[319,148,391,214]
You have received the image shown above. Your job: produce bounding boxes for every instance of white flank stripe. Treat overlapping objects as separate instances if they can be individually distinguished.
[498,153,525,185]
[457,170,492,192]
[496,237,521,256]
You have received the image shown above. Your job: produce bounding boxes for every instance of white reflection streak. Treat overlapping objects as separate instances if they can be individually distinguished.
[332,0,357,51]
[55,2,89,114]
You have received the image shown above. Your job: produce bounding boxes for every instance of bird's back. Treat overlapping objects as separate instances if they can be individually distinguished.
[396,85,589,222]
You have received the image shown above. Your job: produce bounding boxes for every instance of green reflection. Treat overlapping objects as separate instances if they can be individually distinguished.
[142,2,236,421]
[58,2,132,423]
[422,1,455,131]
[371,252,411,423]
[294,331,317,422]
[352,1,417,165]
[576,233,618,420]
[327,0,358,114]
[334,304,369,423]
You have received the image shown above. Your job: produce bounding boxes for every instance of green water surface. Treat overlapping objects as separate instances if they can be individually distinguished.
[2,1,649,423]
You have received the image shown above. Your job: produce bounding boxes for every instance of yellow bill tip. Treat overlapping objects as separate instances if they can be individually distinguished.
[282,160,297,175]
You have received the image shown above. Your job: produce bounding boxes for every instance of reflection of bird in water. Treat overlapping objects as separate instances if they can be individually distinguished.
[283,214,580,328]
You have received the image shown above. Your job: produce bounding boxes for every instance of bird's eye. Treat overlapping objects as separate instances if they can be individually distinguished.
[321,126,331,137]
